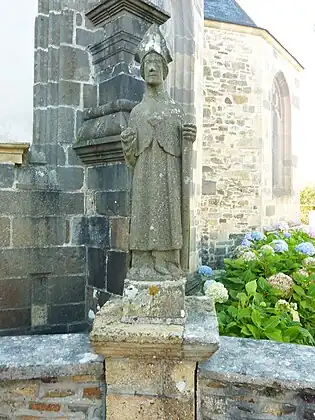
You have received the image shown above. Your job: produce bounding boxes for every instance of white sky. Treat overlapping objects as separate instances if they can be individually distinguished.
[238,0,315,186]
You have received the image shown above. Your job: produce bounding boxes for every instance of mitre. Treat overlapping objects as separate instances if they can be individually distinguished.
[135,24,172,65]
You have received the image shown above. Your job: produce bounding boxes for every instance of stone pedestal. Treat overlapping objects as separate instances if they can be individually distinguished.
[90,296,219,419]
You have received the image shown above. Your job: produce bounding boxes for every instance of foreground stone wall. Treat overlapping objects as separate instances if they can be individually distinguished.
[198,336,315,420]
[201,21,302,268]
[0,334,105,419]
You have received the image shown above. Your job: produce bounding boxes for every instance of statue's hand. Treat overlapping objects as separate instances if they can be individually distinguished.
[182,123,197,143]
[121,127,137,145]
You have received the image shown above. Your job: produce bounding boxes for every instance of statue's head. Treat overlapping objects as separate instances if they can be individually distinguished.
[141,52,168,85]
[135,24,172,84]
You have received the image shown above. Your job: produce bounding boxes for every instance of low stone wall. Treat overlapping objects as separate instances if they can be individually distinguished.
[198,336,315,419]
[0,333,105,419]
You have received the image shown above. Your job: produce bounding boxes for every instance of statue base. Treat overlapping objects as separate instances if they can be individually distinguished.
[122,275,186,325]
[90,296,219,420]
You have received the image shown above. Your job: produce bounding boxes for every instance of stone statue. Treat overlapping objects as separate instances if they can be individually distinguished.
[121,25,196,278]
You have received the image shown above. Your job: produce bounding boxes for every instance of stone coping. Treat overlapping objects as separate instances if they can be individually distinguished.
[91,296,220,361]
[0,142,30,165]
[0,333,103,381]
[199,336,315,389]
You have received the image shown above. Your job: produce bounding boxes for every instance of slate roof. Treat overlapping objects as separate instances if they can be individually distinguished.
[204,0,257,27]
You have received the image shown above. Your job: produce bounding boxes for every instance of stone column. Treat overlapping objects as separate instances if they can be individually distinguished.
[91,296,219,419]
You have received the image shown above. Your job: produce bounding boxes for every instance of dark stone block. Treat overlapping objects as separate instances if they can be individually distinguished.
[33,108,47,144]
[29,144,66,166]
[95,191,131,217]
[0,164,14,189]
[15,165,58,190]
[107,251,128,295]
[57,107,76,144]
[0,309,31,330]
[99,74,144,105]
[48,303,85,325]
[60,9,74,44]
[0,278,31,310]
[31,275,48,305]
[0,191,84,216]
[47,47,60,82]
[59,46,91,82]
[48,275,86,305]
[202,180,217,195]
[71,216,109,248]
[88,248,106,289]
[76,28,102,47]
[0,247,85,279]
[38,0,49,14]
[0,217,10,247]
[12,217,68,247]
[34,83,47,108]
[48,12,60,46]
[56,167,84,191]
[83,84,97,109]
[68,322,89,333]
[34,49,48,83]
[58,81,81,106]
[87,163,131,191]
[110,217,129,251]
[266,205,276,217]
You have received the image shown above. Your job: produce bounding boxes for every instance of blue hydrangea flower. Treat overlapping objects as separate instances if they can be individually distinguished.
[271,239,288,253]
[295,242,315,256]
[244,232,253,240]
[241,239,252,247]
[251,231,265,241]
[199,265,213,276]
[283,232,291,239]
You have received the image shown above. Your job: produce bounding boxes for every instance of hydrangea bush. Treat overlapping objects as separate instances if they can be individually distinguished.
[199,225,315,346]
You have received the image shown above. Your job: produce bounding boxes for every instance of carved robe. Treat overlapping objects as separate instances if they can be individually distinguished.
[123,92,184,252]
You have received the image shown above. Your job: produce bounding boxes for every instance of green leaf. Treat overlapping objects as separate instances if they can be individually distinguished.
[293,285,305,296]
[236,292,248,307]
[283,326,301,342]
[265,330,282,342]
[264,316,280,331]
[251,309,261,328]
[227,306,238,318]
[241,326,251,336]
[237,308,251,320]
[245,280,257,296]
[247,324,260,339]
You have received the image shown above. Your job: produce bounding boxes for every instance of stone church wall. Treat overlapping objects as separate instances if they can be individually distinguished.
[201,21,302,268]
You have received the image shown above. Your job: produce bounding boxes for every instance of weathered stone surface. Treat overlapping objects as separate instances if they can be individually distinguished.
[70,216,109,248]
[87,163,131,191]
[0,333,103,380]
[95,191,131,217]
[107,251,129,295]
[12,217,67,247]
[122,278,187,325]
[0,191,84,216]
[59,46,91,82]
[88,248,106,290]
[0,217,10,247]
[199,336,315,420]
[91,296,219,361]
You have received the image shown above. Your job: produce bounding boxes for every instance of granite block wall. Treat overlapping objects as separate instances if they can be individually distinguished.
[198,336,315,420]
[0,334,105,419]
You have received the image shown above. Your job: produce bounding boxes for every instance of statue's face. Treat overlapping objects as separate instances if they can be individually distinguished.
[143,52,164,86]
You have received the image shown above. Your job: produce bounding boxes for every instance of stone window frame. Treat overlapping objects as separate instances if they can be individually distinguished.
[271,72,292,198]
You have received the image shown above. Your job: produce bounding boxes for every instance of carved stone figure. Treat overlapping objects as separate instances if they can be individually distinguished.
[121,25,196,278]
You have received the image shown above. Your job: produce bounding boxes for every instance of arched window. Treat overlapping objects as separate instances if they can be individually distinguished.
[271,72,292,196]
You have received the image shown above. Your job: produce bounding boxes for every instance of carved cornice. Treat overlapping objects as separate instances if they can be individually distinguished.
[87,0,170,28]
[0,143,30,165]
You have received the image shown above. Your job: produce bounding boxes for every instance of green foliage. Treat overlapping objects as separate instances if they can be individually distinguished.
[300,185,315,224]
[214,229,315,346]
